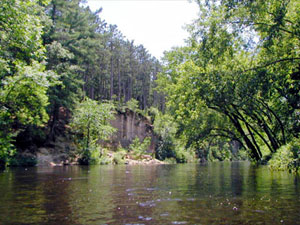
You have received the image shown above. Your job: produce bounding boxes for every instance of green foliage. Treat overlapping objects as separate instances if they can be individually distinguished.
[0,0,47,67]
[112,150,126,164]
[163,157,177,164]
[0,133,16,168]
[45,41,83,111]
[151,108,196,163]
[1,62,54,126]
[157,0,300,164]
[175,147,196,163]
[0,0,55,167]
[129,137,151,159]
[126,99,139,112]
[269,139,300,173]
[71,98,116,164]
[99,155,112,165]
[156,136,176,161]
[0,0,162,168]
[152,109,177,160]
[77,144,101,165]
[208,144,231,162]
[8,154,37,167]
[97,148,112,165]
[44,0,162,113]
[153,110,177,140]
[118,98,145,116]
[71,98,116,146]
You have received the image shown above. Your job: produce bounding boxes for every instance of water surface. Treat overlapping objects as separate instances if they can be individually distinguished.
[0,162,299,225]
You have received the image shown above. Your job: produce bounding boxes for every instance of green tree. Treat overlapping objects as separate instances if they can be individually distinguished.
[158,0,300,161]
[44,0,101,139]
[0,0,55,167]
[70,98,115,164]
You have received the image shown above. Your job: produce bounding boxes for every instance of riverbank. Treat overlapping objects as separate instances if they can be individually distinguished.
[35,147,165,167]
[41,157,166,167]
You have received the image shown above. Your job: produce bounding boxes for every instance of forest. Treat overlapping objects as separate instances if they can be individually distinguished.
[0,0,299,172]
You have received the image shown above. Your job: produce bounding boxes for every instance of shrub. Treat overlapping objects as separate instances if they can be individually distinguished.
[113,151,126,164]
[0,133,16,168]
[126,99,139,112]
[77,144,103,165]
[8,154,37,167]
[78,149,91,165]
[99,155,112,165]
[269,139,300,173]
[71,98,116,165]
[164,157,177,164]
[175,148,196,163]
[152,109,196,163]
[155,137,176,160]
[129,137,151,159]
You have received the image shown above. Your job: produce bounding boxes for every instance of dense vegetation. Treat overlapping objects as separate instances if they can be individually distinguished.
[0,0,163,167]
[157,0,300,171]
[0,0,299,171]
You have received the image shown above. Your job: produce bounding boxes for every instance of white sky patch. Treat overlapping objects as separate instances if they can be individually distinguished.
[87,0,199,60]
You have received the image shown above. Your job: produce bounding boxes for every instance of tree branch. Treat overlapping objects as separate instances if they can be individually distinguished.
[244,58,300,73]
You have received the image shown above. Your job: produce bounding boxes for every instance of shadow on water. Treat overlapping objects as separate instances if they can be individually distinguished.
[0,162,299,225]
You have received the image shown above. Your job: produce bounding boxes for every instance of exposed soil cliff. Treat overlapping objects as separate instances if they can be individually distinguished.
[34,108,157,166]
[108,109,157,153]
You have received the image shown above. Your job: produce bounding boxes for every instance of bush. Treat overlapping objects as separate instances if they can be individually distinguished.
[8,154,37,167]
[208,145,231,162]
[78,149,91,165]
[78,144,102,165]
[175,148,196,163]
[155,137,176,160]
[0,133,16,168]
[99,155,112,165]
[15,126,47,150]
[78,147,127,165]
[156,138,196,163]
[113,151,126,164]
[164,157,177,164]
[269,139,300,173]
[126,99,139,112]
[151,109,197,163]
[129,137,151,159]
[71,98,116,165]
[0,158,5,170]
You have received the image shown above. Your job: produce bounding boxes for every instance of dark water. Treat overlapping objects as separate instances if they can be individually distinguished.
[0,162,299,225]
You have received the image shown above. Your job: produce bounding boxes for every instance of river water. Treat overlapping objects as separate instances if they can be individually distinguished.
[0,162,299,225]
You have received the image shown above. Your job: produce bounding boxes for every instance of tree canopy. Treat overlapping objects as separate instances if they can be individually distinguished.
[0,0,56,166]
[1,0,299,168]
[0,0,163,167]
[157,0,300,161]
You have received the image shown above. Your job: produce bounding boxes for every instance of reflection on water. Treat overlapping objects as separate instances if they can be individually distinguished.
[0,162,299,225]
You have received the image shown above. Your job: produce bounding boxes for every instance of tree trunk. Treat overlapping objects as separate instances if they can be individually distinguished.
[49,103,59,142]
[110,42,114,100]
[118,57,121,102]
[226,111,261,160]
[127,76,132,102]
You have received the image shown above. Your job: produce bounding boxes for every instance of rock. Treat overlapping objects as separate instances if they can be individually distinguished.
[140,154,153,160]
[125,158,165,165]
[108,109,158,153]
[36,149,54,166]
[37,138,77,166]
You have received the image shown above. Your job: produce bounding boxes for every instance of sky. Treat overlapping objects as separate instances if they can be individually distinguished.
[86,0,199,60]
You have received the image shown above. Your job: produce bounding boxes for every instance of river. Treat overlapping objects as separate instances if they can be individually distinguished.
[0,162,299,225]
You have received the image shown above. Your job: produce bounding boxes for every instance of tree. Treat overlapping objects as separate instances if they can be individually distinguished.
[0,0,55,167]
[70,98,115,164]
[44,0,101,139]
[157,0,300,161]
